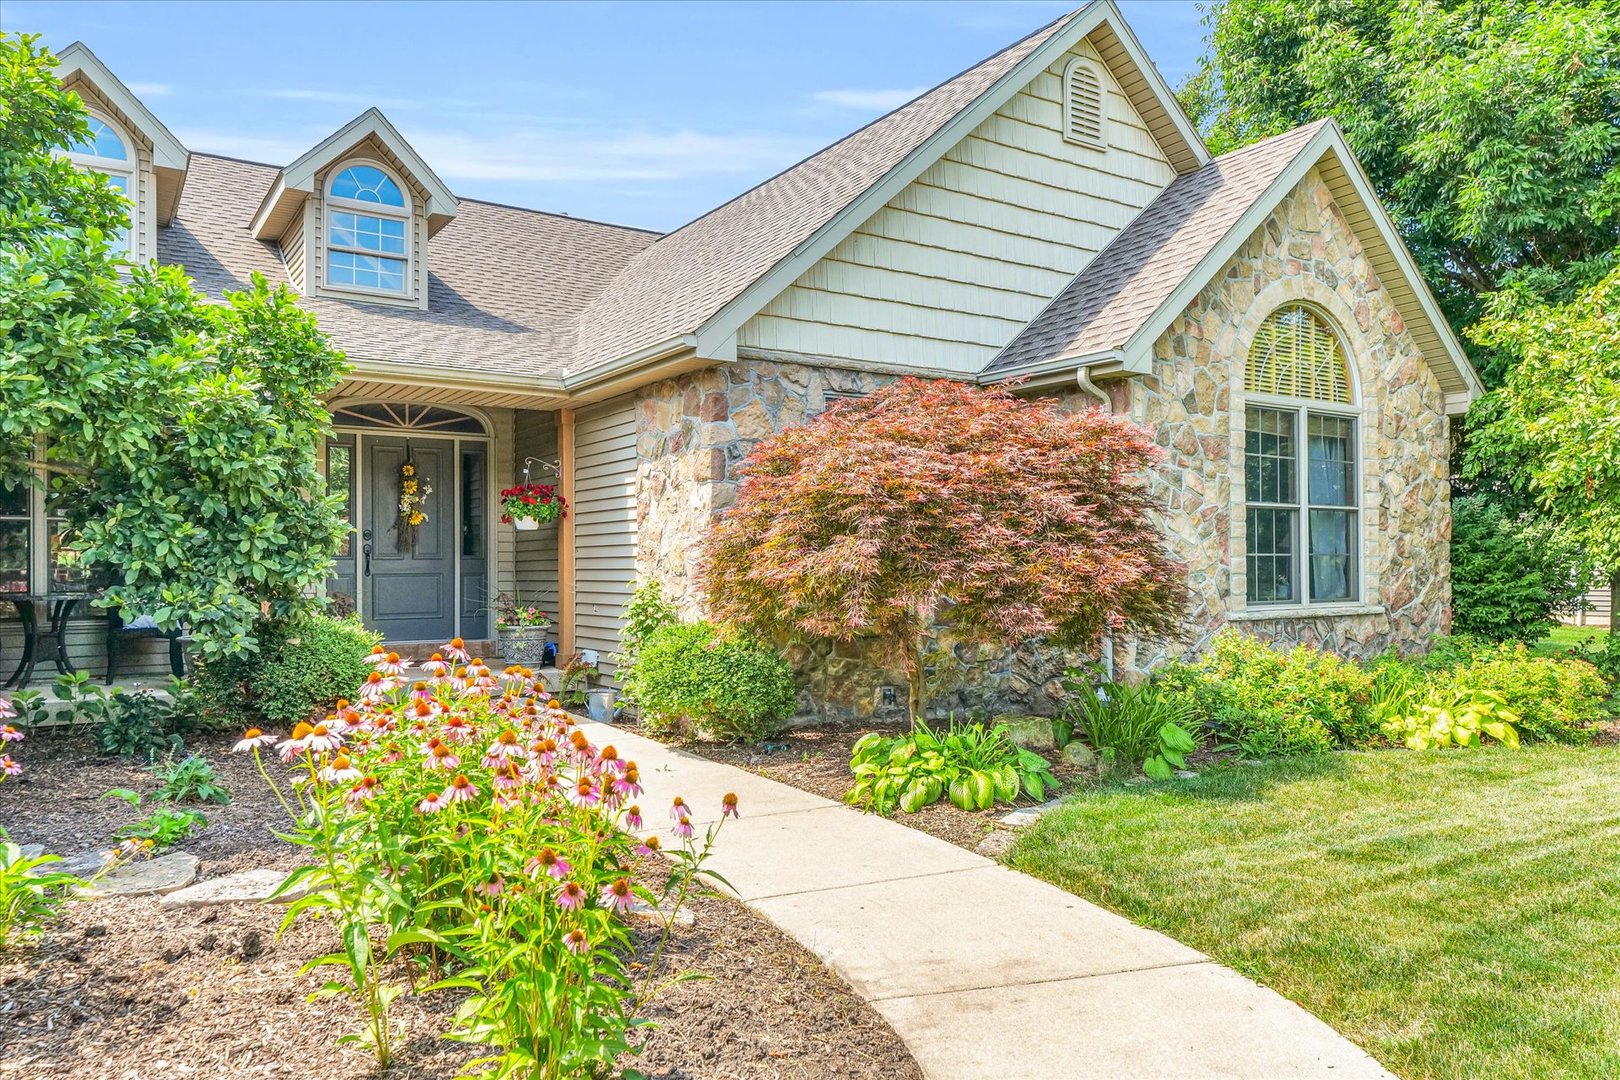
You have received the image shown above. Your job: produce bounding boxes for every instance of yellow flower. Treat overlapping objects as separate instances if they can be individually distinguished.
[409,512,425,525]
[402,479,418,494]
[402,464,416,477]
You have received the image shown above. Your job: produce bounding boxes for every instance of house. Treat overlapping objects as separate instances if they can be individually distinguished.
[32,1,1481,717]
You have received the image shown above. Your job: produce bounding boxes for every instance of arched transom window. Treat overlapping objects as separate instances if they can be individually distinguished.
[1243,304,1359,607]
[66,114,133,251]
[326,162,410,294]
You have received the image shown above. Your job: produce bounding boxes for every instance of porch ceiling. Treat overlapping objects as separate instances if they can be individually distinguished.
[333,376,565,411]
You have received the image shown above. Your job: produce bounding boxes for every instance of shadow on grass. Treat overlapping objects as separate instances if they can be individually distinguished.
[1075,752,1353,805]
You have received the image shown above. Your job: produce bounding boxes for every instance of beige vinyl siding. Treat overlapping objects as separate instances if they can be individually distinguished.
[739,38,1177,373]
[571,395,638,680]
[1568,586,1613,627]
[512,409,560,616]
[489,407,517,602]
[281,204,308,291]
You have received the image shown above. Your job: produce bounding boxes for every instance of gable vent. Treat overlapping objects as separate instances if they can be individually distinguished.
[1063,58,1106,149]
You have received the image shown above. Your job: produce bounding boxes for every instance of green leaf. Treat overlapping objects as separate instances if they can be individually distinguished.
[1143,755,1173,781]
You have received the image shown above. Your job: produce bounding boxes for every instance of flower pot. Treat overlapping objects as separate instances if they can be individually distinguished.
[513,517,540,532]
[587,688,618,724]
[497,624,550,665]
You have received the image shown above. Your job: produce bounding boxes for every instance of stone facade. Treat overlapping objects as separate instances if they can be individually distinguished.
[629,167,1454,719]
[1116,167,1452,672]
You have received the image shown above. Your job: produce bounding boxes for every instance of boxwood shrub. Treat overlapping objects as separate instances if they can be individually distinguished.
[626,621,798,743]
[186,612,381,729]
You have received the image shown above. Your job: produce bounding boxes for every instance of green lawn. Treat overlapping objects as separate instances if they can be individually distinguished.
[1009,749,1620,1080]
[1531,624,1609,658]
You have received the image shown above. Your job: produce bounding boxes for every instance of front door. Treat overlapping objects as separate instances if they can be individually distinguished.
[364,436,456,642]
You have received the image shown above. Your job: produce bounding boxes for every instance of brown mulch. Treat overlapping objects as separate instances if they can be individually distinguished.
[676,722,1087,853]
[0,730,920,1079]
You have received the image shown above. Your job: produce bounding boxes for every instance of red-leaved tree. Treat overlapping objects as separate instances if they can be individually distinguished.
[700,377,1186,720]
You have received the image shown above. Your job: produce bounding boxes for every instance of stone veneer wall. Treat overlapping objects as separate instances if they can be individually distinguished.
[628,166,1453,718]
[1112,166,1452,672]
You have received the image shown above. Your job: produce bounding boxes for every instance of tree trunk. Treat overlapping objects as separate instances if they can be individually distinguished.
[905,632,927,729]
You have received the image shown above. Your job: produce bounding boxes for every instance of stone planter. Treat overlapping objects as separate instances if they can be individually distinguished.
[512,517,540,532]
[497,624,550,665]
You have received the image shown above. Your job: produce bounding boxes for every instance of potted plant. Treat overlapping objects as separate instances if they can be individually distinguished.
[494,593,552,665]
[500,483,566,532]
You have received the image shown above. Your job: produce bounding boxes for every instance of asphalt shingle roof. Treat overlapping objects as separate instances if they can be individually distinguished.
[570,8,1084,373]
[984,121,1328,376]
[158,154,659,379]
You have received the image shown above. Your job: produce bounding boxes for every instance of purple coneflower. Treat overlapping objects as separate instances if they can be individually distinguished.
[526,847,572,880]
[672,815,695,841]
[625,804,644,830]
[0,724,22,743]
[563,929,589,955]
[477,876,505,898]
[599,877,635,915]
[555,880,586,911]
[319,754,361,784]
[0,755,20,777]
[442,774,479,805]
[669,796,689,821]
[721,792,740,820]
[417,792,446,814]
[345,776,380,809]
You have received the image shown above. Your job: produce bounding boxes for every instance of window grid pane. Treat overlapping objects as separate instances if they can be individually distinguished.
[1246,507,1296,603]
[1309,509,1355,601]
[1308,414,1355,508]
[1244,407,1296,505]
[329,250,407,292]
[330,211,406,256]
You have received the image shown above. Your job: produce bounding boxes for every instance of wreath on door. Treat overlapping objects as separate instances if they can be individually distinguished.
[397,459,432,552]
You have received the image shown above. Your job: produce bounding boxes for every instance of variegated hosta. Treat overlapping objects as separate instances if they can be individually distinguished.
[243,641,735,1078]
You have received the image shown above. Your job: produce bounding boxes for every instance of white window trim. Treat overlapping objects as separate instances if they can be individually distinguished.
[1061,56,1107,150]
[323,160,413,299]
[65,110,135,254]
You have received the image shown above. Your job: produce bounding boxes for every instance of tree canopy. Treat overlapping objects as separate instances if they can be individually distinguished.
[700,378,1186,719]
[1182,0,1620,385]
[0,33,348,656]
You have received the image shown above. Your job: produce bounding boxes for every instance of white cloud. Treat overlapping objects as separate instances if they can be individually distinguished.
[266,88,420,111]
[125,81,172,98]
[812,87,927,112]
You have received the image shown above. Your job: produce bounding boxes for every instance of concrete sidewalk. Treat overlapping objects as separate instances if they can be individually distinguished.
[583,720,1393,1080]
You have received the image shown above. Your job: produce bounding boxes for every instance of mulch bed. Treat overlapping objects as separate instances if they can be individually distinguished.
[0,730,921,1079]
[673,722,1088,853]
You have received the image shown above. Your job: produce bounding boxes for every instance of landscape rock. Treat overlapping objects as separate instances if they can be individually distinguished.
[1175,770,1199,780]
[35,848,110,878]
[975,830,1017,859]
[997,799,1063,829]
[995,714,1058,751]
[18,843,43,860]
[78,852,198,898]
[159,868,304,908]
[627,898,695,928]
[1059,742,1097,770]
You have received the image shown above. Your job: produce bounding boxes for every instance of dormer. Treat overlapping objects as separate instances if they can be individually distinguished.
[55,42,190,264]
[250,109,458,311]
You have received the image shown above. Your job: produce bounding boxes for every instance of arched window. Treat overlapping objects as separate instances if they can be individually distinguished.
[1062,57,1106,149]
[326,162,410,294]
[1242,305,1359,606]
[66,114,133,251]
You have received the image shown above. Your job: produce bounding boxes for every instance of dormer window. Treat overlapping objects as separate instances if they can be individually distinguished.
[66,113,133,250]
[326,162,410,294]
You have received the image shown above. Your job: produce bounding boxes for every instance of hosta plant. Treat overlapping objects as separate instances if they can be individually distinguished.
[1061,674,1200,779]
[846,719,1058,816]
[241,641,734,1077]
[1381,688,1523,751]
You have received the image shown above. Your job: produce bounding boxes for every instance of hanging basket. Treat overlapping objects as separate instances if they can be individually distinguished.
[512,517,540,532]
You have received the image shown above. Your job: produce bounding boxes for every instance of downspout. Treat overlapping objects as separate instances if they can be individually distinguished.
[1077,366,1116,681]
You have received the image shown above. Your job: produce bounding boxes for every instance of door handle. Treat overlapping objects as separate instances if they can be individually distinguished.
[362,528,373,578]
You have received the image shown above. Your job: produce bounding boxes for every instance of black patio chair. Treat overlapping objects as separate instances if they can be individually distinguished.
[104,609,188,684]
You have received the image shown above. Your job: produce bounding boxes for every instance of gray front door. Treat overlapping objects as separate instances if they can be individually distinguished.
[364,436,456,642]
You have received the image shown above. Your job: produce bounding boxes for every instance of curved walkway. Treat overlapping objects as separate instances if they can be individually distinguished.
[583,721,1393,1080]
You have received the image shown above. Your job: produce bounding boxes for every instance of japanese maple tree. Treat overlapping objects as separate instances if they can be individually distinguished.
[700,378,1185,720]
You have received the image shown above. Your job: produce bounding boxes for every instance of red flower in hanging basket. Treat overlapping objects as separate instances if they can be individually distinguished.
[501,483,566,525]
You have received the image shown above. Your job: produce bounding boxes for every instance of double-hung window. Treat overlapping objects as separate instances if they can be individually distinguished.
[326,163,410,294]
[1243,305,1359,606]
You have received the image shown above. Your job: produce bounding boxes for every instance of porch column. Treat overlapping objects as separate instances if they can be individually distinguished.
[557,407,576,659]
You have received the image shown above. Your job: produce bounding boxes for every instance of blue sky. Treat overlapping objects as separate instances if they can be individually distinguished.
[8,1,1206,232]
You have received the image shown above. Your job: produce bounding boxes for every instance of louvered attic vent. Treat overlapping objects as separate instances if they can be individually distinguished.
[1063,57,1106,149]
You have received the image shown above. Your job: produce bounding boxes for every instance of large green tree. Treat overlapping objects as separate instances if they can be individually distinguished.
[1182,0,1620,385]
[0,33,348,656]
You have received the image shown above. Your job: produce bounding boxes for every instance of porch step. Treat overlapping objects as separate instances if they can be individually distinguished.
[385,640,499,662]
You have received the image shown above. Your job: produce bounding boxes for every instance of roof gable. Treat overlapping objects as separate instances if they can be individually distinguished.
[56,41,190,224]
[569,0,1206,381]
[250,108,459,241]
[983,121,1484,411]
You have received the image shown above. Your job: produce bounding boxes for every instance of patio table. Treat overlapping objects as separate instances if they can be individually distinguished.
[5,590,101,688]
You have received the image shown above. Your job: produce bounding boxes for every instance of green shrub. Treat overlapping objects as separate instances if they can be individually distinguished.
[627,621,798,742]
[1159,631,1376,756]
[1381,686,1523,750]
[1450,495,1588,643]
[1428,642,1607,743]
[1060,673,1200,779]
[189,613,381,729]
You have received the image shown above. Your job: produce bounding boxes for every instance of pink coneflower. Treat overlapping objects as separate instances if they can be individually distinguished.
[363,645,388,666]
[0,696,14,720]
[573,778,600,808]
[672,815,695,840]
[563,929,589,955]
[319,754,361,784]
[599,877,635,915]
[377,651,408,678]
[555,880,586,911]
[625,804,644,830]
[345,776,381,809]
[669,796,689,821]
[277,721,316,763]
[422,739,460,771]
[526,847,572,880]
[490,764,521,791]
[0,724,23,743]
[477,876,505,898]
[533,737,558,767]
[595,744,625,774]
[358,670,390,702]
[0,755,21,777]
[420,654,449,678]
[635,834,661,858]
[721,792,740,820]
[409,680,434,701]
[303,723,343,754]
[443,637,471,664]
[442,774,479,805]
[417,792,446,814]
[485,729,525,761]
[440,713,474,743]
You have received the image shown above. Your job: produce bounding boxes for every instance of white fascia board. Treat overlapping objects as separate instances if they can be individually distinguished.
[560,334,697,391]
[690,3,1113,352]
[979,349,1126,385]
[252,108,459,239]
[1093,1,1210,169]
[55,42,189,172]
[348,356,565,396]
